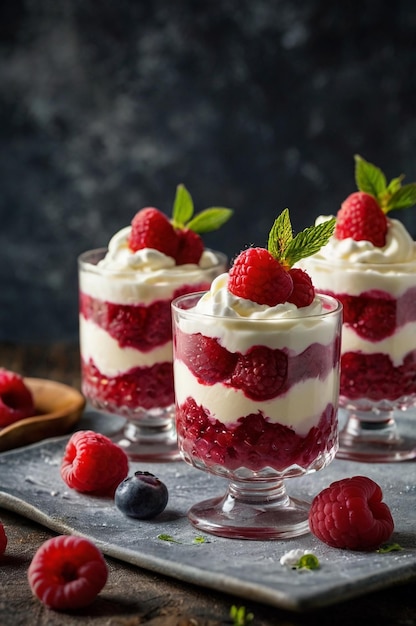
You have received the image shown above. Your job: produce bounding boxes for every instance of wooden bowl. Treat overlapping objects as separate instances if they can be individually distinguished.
[0,378,85,452]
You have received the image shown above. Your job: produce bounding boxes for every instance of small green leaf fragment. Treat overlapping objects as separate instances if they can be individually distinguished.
[354,154,387,199]
[172,184,194,228]
[230,605,254,625]
[267,208,293,261]
[377,542,404,553]
[193,535,209,544]
[296,554,320,570]
[284,217,336,267]
[186,207,233,233]
[386,183,416,212]
[157,534,182,544]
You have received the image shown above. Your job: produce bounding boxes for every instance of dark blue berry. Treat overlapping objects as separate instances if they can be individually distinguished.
[115,471,168,519]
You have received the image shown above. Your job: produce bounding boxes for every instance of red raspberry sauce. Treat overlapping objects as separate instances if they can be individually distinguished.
[177,398,337,472]
[81,358,174,411]
[323,287,416,401]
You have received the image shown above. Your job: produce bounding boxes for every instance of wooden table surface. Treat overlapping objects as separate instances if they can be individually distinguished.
[0,342,415,626]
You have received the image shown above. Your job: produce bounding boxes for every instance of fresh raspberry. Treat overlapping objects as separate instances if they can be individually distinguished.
[61,430,129,496]
[334,191,388,247]
[230,345,288,400]
[0,521,7,556]
[175,228,204,264]
[176,331,238,384]
[287,268,315,307]
[0,368,36,427]
[228,248,293,306]
[309,476,394,551]
[28,535,108,610]
[127,207,179,258]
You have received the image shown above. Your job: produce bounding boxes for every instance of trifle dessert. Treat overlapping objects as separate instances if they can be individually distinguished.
[300,155,416,461]
[79,184,231,460]
[172,209,342,538]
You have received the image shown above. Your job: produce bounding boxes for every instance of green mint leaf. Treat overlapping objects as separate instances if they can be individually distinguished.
[186,207,233,233]
[386,175,405,196]
[296,554,320,570]
[267,208,293,261]
[157,534,182,544]
[377,542,403,553]
[172,184,194,228]
[230,605,254,626]
[385,183,416,212]
[284,217,336,267]
[354,154,387,199]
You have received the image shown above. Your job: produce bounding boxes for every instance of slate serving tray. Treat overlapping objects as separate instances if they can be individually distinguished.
[0,409,415,612]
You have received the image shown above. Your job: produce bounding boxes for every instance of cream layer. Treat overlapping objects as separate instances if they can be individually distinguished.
[174,360,338,436]
[342,321,416,366]
[300,261,416,299]
[80,317,172,376]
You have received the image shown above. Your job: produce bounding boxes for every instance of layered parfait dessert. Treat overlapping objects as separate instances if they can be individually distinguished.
[173,209,341,477]
[300,155,416,461]
[79,185,231,459]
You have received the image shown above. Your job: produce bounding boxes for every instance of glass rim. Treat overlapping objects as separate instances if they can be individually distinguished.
[172,291,342,322]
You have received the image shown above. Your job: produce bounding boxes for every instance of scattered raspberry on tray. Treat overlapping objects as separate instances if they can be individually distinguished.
[308,475,394,550]
[61,430,129,496]
[0,368,35,427]
[0,521,7,556]
[28,535,108,610]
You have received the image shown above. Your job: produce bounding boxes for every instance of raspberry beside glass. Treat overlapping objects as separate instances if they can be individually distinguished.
[172,291,342,539]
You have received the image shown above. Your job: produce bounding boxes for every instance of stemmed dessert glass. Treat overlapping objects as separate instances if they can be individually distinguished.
[172,292,342,539]
[78,249,227,461]
[303,256,416,462]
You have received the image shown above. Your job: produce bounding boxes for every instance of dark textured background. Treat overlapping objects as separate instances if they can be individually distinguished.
[1,0,416,342]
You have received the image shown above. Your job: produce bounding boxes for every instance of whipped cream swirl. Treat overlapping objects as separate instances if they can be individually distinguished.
[314,216,416,264]
[195,273,323,318]
[98,226,218,274]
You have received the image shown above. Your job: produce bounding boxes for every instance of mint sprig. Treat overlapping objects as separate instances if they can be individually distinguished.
[171,183,233,233]
[268,208,335,268]
[354,154,416,213]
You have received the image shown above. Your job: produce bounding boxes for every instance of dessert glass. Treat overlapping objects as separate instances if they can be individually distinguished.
[172,292,342,539]
[302,255,416,462]
[78,248,227,461]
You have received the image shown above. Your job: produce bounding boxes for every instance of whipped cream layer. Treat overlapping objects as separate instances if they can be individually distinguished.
[301,217,416,298]
[79,227,225,305]
[174,360,337,435]
[341,322,416,367]
[80,317,172,376]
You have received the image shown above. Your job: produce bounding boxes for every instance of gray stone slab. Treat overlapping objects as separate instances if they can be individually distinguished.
[0,409,415,612]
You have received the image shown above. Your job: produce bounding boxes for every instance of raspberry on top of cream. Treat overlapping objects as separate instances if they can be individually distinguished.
[314,215,416,265]
[312,154,416,266]
[196,272,323,319]
[98,225,220,275]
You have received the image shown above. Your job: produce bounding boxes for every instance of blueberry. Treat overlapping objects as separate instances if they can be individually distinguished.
[115,471,168,519]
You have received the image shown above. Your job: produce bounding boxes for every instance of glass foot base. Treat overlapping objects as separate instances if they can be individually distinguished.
[110,406,180,462]
[188,480,311,540]
[337,414,416,463]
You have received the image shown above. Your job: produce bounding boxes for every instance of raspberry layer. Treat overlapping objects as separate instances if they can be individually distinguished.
[323,287,416,401]
[177,397,337,472]
[79,282,210,411]
[81,358,174,411]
